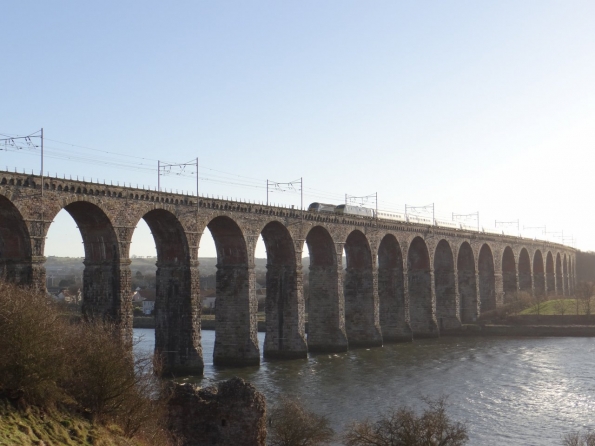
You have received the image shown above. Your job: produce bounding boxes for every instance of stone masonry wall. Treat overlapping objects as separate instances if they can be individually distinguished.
[0,171,578,373]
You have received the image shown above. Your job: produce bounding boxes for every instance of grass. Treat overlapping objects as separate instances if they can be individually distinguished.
[0,400,142,446]
[0,282,172,445]
[519,298,588,315]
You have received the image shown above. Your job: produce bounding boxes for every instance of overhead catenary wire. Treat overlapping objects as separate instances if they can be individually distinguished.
[3,131,556,233]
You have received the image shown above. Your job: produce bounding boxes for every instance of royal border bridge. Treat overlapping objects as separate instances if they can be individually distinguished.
[0,171,577,375]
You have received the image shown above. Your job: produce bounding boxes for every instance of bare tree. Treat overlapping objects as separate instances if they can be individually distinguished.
[268,397,334,446]
[553,296,568,316]
[344,397,468,446]
[563,430,595,446]
[576,282,595,317]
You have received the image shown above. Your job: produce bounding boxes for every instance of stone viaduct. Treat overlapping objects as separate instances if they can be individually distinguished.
[0,171,577,375]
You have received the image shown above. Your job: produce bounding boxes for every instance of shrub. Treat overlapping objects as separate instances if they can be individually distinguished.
[479,291,534,321]
[343,397,468,446]
[268,397,335,446]
[563,430,595,446]
[0,281,172,443]
[0,282,71,406]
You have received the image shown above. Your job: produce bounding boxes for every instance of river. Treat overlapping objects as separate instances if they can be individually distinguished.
[134,329,595,445]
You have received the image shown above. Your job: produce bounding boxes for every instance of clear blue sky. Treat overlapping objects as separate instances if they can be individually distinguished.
[2,1,594,258]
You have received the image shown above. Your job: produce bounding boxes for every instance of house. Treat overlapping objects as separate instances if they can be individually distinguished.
[142,298,155,315]
[202,289,216,309]
[53,288,82,304]
[132,287,145,304]
[131,288,156,314]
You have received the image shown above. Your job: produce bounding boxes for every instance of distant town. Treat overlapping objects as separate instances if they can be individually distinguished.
[46,256,314,315]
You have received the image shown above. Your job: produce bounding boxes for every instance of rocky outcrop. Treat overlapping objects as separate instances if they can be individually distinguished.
[168,377,266,446]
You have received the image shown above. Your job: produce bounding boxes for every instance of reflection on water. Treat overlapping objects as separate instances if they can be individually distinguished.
[134,329,595,445]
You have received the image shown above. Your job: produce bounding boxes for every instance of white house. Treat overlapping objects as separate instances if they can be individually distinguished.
[142,299,155,315]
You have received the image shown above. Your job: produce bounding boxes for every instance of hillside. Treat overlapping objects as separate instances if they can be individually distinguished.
[45,256,312,277]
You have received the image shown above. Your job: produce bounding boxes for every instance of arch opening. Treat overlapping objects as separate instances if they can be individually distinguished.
[518,248,532,292]
[407,237,436,336]
[545,252,555,296]
[207,216,259,366]
[59,201,122,325]
[0,194,33,284]
[533,250,545,297]
[261,221,306,359]
[434,240,458,330]
[478,244,496,313]
[305,226,347,352]
[343,230,381,347]
[502,246,517,301]
[555,253,563,295]
[140,209,202,374]
[377,234,407,341]
[568,255,575,296]
[563,255,569,296]
[44,209,84,314]
[457,242,477,323]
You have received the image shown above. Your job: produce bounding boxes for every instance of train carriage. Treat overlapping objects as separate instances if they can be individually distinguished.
[307,202,337,213]
[335,204,374,218]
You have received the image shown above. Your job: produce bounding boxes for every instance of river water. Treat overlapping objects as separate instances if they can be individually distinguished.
[134,329,595,445]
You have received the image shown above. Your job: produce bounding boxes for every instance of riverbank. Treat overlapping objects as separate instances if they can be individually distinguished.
[134,316,595,337]
[447,323,595,337]
[0,400,145,445]
[134,316,269,331]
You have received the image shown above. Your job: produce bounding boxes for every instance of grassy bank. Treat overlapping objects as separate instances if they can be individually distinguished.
[519,298,589,315]
[0,399,144,446]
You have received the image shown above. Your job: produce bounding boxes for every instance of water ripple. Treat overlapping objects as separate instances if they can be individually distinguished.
[134,330,595,445]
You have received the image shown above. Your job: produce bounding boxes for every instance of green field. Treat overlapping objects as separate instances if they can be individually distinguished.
[519,298,589,315]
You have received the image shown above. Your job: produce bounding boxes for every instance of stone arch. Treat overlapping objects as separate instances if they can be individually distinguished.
[207,215,259,366]
[407,237,436,336]
[568,255,576,295]
[377,234,407,341]
[533,250,545,297]
[0,194,33,284]
[502,246,517,300]
[458,242,477,323]
[478,244,496,313]
[518,248,532,292]
[563,254,569,296]
[144,209,190,262]
[140,209,202,374]
[306,225,347,352]
[545,251,555,295]
[260,220,307,359]
[555,253,563,295]
[434,240,458,330]
[344,230,381,347]
[53,200,125,328]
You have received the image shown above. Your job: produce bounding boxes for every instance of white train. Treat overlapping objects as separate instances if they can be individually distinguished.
[459,222,478,232]
[307,202,494,233]
[435,218,459,230]
[335,204,375,218]
[502,227,519,237]
[482,226,503,235]
[377,210,407,221]
[308,202,477,231]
